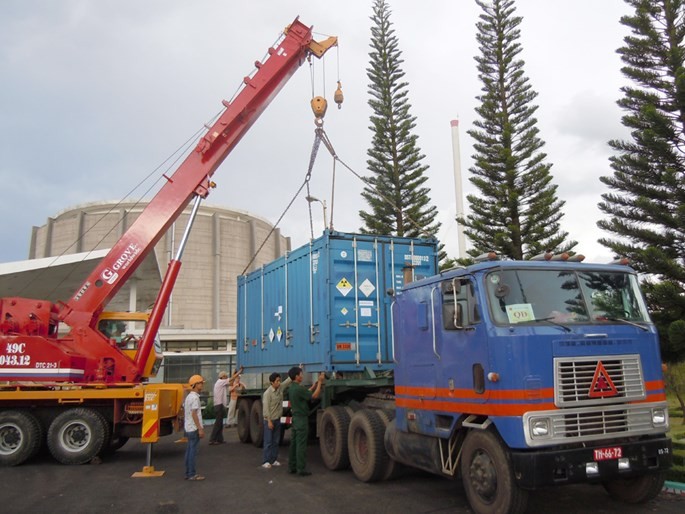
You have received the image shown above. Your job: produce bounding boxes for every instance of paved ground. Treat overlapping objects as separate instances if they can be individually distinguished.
[0,428,682,514]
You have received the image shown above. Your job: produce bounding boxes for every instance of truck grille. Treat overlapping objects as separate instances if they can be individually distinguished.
[523,402,668,446]
[557,405,650,438]
[554,354,645,407]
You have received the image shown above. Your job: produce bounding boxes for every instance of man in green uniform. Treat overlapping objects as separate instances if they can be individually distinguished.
[287,366,325,476]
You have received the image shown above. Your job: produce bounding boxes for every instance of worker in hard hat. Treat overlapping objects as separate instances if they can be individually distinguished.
[184,374,206,481]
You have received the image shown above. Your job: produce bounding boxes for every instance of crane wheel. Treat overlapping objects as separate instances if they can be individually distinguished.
[0,410,42,466]
[47,408,106,465]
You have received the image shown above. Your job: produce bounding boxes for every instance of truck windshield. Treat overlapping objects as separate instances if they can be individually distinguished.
[485,268,650,326]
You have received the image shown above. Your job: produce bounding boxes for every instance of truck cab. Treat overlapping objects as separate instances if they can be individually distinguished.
[390,254,671,512]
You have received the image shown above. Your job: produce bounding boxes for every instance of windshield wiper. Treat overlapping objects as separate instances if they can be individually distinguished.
[606,317,649,332]
[532,317,572,333]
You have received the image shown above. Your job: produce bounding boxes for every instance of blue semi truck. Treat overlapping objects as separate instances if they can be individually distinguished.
[236,231,672,514]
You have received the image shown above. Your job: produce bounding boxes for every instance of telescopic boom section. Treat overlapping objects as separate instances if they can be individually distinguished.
[62,18,337,327]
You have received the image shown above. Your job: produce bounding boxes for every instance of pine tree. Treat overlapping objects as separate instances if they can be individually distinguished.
[462,0,576,260]
[598,0,685,363]
[361,0,441,244]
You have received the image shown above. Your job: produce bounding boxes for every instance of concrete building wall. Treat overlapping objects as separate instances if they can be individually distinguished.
[30,201,290,346]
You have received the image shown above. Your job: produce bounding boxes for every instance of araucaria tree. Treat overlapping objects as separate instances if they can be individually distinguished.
[462,0,576,260]
[360,0,441,242]
[598,0,685,364]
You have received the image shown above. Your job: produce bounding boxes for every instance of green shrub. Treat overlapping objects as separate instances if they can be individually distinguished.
[666,463,685,483]
[203,397,216,420]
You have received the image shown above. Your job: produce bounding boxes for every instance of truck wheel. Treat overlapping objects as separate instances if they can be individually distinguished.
[375,409,403,480]
[0,411,42,466]
[347,409,388,482]
[460,428,528,514]
[100,428,128,455]
[47,408,106,465]
[250,399,264,448]
[319,406,351,470]
[237,399,253,443]
[107,435,129,452]
[92,411,112,456]
[602,472,666,504]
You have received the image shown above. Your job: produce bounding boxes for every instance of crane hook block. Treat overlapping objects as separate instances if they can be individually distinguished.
[334,81,344,110]
[311,96,328,120]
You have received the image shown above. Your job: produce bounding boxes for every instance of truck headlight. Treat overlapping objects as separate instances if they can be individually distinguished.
[530,418,550,437]
[652,408,667,426]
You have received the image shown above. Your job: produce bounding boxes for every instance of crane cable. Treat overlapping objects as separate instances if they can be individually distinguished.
[243,121,435,276]
[240,127,324,275]
[316,127,435,240]
[22,118,214,300]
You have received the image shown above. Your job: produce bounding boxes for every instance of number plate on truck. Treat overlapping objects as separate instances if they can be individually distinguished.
[593,447,623,461]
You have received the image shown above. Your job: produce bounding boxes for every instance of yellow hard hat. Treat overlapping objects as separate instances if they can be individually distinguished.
[189,374,205,387]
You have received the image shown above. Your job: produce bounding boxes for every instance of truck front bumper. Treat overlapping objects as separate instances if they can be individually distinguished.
[510,436,672,489]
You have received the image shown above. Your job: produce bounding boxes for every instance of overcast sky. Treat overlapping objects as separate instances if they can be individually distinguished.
[0,0,633,265]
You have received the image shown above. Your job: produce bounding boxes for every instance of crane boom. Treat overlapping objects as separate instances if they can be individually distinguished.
[0,17,337,384]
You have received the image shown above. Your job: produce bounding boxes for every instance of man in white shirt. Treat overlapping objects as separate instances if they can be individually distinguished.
[184,374,205,481]
[209,367,243,445]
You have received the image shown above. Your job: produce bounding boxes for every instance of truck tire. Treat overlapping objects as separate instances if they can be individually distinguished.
[602,472,666,504]
[237,399,253,443]
[0,410,42,466]
[347,409,388,482]
[106,435,129,452]
[100,417,128,455]
[250,399,264,448]
[460,428,528,514]
[47,408,106,465]
[375,409,403,480]
[319,406,351,470]
[92,411,112,456]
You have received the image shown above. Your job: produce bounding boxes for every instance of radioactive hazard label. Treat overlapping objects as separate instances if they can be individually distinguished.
[337,278,353,296]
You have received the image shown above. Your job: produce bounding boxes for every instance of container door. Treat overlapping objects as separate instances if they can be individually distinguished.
[328,237,382,368]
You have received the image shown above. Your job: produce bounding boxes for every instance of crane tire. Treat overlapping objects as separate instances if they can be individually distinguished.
[0,410,42,466]
[47,408,106,465]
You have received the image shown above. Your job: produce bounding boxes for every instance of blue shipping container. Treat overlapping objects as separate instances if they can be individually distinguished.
[237,231,438,374]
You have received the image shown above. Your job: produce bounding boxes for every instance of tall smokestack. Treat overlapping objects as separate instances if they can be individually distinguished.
[450,119,467,259]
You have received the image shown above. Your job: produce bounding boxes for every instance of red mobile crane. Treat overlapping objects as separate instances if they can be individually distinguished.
[0,17,337,466]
